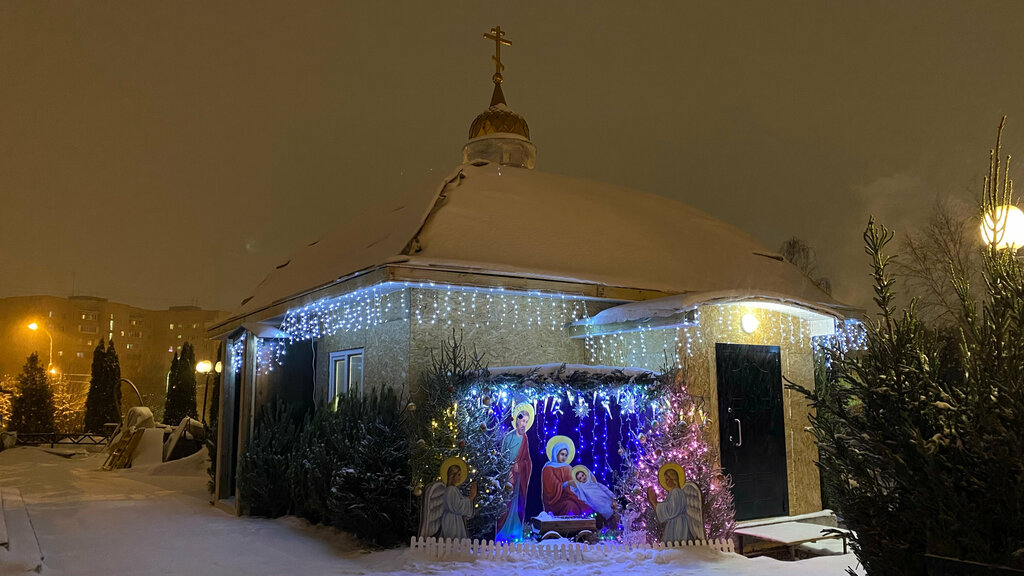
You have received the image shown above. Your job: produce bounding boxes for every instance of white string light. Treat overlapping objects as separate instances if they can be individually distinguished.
[253,282,866,374]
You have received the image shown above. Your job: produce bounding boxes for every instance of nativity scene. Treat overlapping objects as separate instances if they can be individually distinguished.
[411,351,723,545]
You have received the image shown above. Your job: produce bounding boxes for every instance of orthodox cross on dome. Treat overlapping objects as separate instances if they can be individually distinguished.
[484,26,511,85]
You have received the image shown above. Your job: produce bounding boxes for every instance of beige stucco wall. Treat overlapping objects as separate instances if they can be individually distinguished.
[585,303,821,517]
[408,288,610,394]
[311,288,613,401]
[313,289,411,402]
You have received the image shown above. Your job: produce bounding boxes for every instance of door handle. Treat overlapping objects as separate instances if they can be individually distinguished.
[734,418,743,447]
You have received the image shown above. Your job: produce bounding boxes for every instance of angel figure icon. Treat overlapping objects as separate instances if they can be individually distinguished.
[418,456,478,540]
[645,462,706,543]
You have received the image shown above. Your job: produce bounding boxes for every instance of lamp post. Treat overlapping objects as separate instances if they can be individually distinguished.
[196,360,222,425]
[120,377,144,408]
[26,322,54,372]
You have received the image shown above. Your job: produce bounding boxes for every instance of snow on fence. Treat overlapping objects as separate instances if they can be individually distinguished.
[410,536,735,562]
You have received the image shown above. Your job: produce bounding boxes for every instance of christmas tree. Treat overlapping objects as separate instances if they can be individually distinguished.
[618,366,735,543]
[9,353,56,434]
[408,331,505,539]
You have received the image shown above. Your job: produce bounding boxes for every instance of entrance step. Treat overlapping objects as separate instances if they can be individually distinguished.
[734,510,842,558]
[0,487,44,574]
[736,509,838,530]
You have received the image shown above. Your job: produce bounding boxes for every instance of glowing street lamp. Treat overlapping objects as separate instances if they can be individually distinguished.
[196,359,222,424]
[26,322,54,370]
[980,204,1024,249]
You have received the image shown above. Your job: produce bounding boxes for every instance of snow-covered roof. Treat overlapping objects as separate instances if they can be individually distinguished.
[584,289,849,327]
[228,162,850,322]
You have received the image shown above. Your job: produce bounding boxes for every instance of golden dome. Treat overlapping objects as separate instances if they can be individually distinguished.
[468,84,530,140]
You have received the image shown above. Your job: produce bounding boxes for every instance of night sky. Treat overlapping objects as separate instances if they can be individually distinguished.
[3,2,1023,313]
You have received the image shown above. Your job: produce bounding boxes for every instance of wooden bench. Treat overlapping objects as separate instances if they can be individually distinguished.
[734,521,851,559]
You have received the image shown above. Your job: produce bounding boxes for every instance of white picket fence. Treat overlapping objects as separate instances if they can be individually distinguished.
[410,535,736,562]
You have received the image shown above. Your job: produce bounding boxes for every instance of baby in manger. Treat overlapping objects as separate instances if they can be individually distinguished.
[569,465,620,526]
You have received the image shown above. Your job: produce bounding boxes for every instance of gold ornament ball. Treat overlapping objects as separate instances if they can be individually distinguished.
[407,402,417,412]
[481,396,491,406]
[413,486,423,497]
[416,439,427,448]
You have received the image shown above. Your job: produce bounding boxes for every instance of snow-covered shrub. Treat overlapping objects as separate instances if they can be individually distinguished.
[796,216,1024,574]
[288,406,345,525]
[237,400,299,517]
[324,387,412,546]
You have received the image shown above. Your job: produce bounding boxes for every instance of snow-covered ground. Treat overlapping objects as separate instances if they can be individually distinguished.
[0,446,862,575]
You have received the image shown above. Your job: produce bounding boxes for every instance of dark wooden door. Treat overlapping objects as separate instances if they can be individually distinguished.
[716,343,789,521]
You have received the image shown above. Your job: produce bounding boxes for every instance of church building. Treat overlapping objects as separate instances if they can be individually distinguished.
[207,27,858,525]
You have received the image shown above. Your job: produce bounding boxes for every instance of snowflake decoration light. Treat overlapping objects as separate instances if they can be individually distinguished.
[620,393,638,415]
[573,400,590,419]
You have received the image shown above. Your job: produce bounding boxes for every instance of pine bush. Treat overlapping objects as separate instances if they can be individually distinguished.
[325,387,412,546]
[237,400,299,517]
[796,216,1024,574]
[289,406,343,525]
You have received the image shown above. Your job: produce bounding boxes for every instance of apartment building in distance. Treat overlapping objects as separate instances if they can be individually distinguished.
[0,294,225,418]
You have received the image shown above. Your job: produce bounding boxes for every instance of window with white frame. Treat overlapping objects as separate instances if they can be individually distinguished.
[328,349,364,407]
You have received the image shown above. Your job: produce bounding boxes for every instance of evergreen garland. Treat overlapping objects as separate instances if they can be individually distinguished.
[10,353,56,434]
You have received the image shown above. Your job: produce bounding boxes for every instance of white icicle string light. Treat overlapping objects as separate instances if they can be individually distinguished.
[230,338,245,373]
[254,337,287,374]
[274,282,593,362]
[816,318,867,365]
